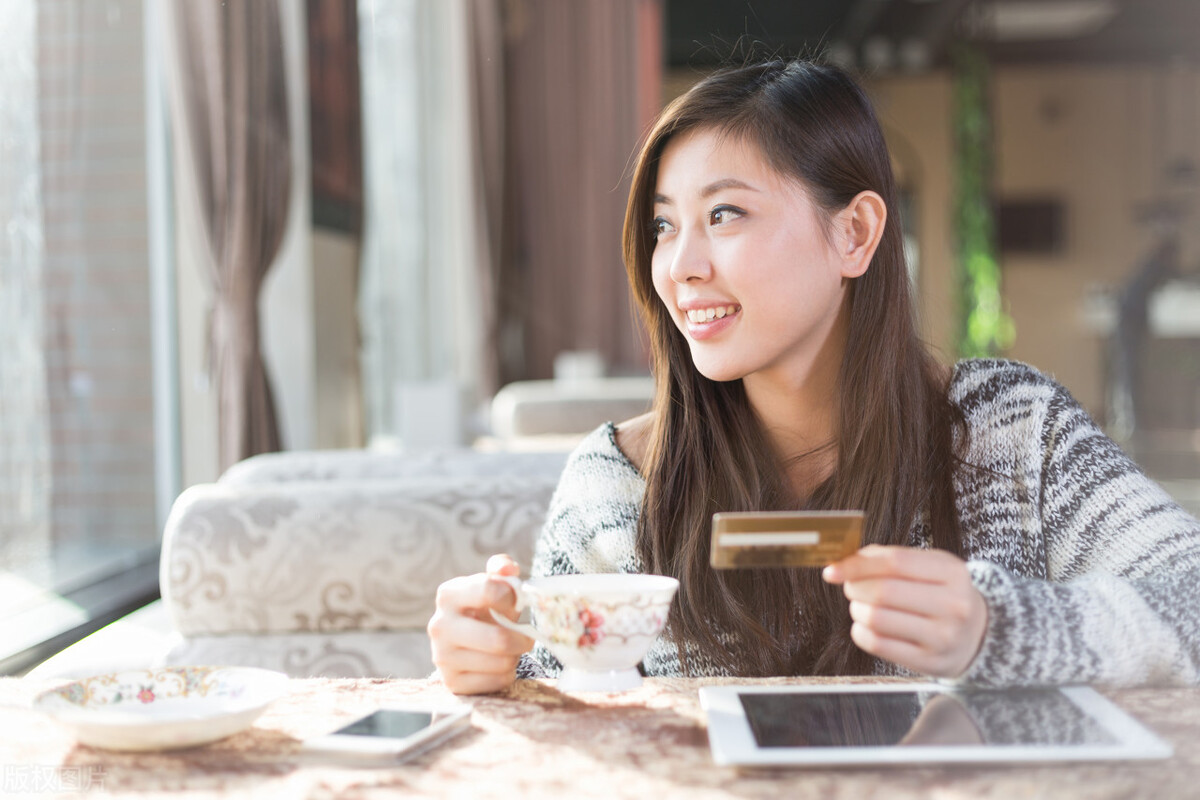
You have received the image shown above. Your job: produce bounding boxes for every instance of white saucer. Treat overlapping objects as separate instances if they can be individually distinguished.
[34,666,290,751]
[557,667,642,693]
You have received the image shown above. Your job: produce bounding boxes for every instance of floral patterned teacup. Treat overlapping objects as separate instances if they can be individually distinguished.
[490,573,679,692]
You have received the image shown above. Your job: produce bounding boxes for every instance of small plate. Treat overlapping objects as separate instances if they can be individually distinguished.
[34,666,290,751]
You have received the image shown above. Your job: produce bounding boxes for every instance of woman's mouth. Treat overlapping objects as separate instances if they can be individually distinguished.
[685,304,739,323]
[682,304,740,340]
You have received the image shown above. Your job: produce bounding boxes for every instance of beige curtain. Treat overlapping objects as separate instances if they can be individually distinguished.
[467,0,507,397]
[172,1,293,471]
[496,0,663,383]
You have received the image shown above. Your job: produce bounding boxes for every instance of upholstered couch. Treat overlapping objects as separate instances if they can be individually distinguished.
[28,377,653,681]
[31,447,568,680]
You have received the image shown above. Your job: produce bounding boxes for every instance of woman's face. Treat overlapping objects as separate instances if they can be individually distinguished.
[650,127,855,389]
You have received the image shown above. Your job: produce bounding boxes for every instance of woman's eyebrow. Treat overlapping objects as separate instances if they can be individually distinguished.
[701,177,758,197]
[654,178,760,207]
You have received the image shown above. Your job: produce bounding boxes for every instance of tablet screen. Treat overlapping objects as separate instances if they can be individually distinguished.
[740,689,1118,748]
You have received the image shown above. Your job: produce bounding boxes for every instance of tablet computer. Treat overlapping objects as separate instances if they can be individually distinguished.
[699,683,1173,767]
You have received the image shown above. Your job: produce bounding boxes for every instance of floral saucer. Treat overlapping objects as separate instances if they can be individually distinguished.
[34,666,290,751]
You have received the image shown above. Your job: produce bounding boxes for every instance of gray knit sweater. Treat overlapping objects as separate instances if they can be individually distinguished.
[518,359,1200,687]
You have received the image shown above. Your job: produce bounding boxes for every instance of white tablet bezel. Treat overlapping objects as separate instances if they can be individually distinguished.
[699,683,1173,767]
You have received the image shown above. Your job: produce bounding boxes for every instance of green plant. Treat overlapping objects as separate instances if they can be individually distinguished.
[952,44,1015,358]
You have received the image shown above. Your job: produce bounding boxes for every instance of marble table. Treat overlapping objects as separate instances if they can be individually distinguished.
[2,675,1198,799]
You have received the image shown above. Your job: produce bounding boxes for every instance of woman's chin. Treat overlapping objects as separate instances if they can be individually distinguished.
[690,361,746,384]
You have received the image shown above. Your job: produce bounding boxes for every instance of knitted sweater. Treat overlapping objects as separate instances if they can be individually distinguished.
[518,359,1200,687]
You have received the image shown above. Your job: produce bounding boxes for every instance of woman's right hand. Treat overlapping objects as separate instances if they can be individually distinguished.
[427,554,535,695]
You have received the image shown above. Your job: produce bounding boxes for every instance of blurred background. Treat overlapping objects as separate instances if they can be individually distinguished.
[2,0,1199,671]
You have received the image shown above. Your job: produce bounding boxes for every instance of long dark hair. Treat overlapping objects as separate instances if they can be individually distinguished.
[623,60,965,676]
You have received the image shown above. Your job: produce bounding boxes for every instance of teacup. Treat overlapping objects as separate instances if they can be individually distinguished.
[489,573,679,692]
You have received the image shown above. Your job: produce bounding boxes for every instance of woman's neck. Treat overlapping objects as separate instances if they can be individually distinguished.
[742,304,847,499]
[744,375,837,454]
[745,374,838,500]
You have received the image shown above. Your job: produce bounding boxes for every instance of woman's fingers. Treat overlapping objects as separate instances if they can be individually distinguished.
[848,620,934,668]
[847,600,939,646]
[847,598,968,670]
[824,545,988,678]
[436,668,519,697]
[482,556,523,622]
[435,643,524,675]
[429,607,533,657]
[428,556,536,695]
[486,553,521,576]
[824,544,960,585]
[830,547,975,623]
[839,577,955,619]
[437,571,520,619]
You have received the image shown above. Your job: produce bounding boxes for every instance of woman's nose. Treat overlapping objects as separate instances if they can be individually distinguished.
[668,230,712,284]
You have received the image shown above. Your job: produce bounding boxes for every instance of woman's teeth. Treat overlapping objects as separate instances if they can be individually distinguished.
[686,305,738,323]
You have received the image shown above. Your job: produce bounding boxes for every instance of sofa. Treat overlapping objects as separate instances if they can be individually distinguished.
[30,447,569,680]
[28,376,653,681]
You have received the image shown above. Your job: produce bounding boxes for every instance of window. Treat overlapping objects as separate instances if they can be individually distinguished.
[0,0,168,674]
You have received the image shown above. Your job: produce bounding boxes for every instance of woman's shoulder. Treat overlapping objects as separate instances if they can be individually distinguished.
[948,358,1070,414]
[560,416,649,482]
[547,418,648,526]
[948,358,1104,463]
[613,411,654,473]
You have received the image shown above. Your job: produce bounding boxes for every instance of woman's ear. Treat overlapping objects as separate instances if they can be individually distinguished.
[836,190,887,279]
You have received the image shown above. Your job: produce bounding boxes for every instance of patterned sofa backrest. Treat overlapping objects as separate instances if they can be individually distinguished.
[219,449,569,485]
[160,473,560,637]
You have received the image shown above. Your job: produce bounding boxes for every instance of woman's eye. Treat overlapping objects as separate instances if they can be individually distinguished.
[651,217,675,238]
[709,205,743,226]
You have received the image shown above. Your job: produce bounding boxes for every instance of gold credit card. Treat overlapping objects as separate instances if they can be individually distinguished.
[710,511,864,569]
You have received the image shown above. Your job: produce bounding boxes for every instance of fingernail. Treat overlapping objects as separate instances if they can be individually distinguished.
[822,565,838,582]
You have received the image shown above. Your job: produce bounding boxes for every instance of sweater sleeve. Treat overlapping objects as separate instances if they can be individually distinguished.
[516,423,646,678]
[958,381,1200,688]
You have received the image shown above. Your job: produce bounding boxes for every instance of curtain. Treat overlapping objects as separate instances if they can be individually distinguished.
[358,0,506,445]
[497,0,662,383]
[172,1,293,471]
[357,0,428,444]
[466,0,506,397]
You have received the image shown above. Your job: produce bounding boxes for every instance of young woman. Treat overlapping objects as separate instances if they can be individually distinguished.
[428,59,1200,695]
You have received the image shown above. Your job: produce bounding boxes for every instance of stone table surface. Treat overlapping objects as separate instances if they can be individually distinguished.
[2,675,1198,799]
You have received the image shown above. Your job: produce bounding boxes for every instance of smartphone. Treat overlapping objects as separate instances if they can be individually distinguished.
[302,707,472,760]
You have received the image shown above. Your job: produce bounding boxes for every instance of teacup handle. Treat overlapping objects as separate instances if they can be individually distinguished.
[487,575,546,646]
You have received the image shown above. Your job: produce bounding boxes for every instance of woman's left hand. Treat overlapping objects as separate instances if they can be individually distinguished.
[822,544,988,679]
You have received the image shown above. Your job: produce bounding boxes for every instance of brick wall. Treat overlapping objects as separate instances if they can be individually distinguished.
[36,0,157,564]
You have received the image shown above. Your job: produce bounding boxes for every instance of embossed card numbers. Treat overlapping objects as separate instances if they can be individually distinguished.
[710,511,864,569]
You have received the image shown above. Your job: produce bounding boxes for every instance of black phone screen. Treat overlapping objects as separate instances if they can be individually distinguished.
[332,710,436,739]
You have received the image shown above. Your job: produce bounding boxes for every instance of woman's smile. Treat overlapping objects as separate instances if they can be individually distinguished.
[680,302,741,339]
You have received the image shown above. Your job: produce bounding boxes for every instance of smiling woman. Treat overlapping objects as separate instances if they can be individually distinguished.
[428,57,1200,696]
[617,60,971,680]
